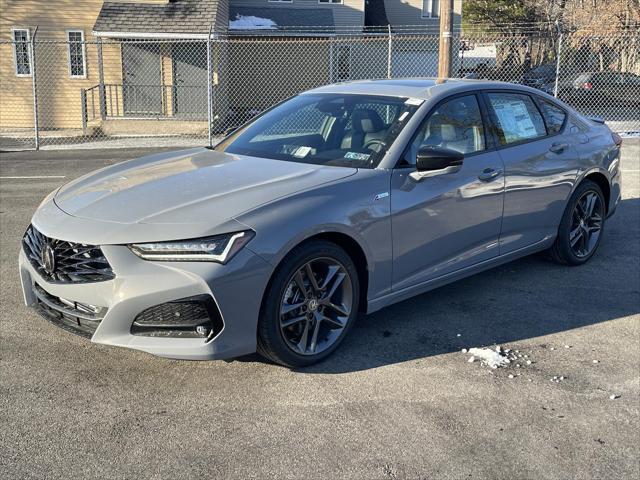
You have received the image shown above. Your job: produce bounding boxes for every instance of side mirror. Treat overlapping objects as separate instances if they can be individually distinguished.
[416,146,464,175]
[411,146,464,181]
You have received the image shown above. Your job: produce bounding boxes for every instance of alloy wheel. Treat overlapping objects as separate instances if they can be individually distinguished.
[569,190,604,258]
[279,257,354,356]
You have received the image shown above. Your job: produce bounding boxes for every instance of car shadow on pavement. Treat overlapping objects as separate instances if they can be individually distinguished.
[290,197,640,374]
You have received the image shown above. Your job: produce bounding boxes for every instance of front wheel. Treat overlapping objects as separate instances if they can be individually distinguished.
[550,180,606,265]
[257,240,360,368]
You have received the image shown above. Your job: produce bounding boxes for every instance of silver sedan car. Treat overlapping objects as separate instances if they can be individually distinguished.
[19,79,622,367]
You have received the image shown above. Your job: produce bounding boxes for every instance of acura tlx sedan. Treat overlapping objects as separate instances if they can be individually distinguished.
[20,79,622,367]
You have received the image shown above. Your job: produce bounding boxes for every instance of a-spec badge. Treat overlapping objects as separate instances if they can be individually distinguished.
[374,192,390,201]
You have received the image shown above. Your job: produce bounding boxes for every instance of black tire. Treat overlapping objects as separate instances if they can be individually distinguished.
[257,240,360,368]
[550,179,606,266]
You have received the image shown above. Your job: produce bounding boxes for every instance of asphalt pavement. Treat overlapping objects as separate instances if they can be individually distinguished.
[1,142,638,479]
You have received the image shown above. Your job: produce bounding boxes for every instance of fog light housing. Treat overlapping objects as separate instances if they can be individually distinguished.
[131,295,223,339]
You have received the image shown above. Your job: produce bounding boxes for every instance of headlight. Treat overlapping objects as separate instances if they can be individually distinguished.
[128,231,254,263]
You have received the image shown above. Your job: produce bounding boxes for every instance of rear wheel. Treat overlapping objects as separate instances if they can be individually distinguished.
[550,180,605,265]
[257,240,359,368]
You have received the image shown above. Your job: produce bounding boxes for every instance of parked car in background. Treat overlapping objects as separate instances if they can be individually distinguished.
[20,79,622,368]
[569,71,640,106]
[522,63,557,94]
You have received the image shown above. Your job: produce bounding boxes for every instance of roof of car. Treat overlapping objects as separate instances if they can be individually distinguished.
[305,78,530,100]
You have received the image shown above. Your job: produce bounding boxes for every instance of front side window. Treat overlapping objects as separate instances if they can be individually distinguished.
[12,29,31,76]
[487,93,546,145]
[216,94,420,169]
[403,95,485,165]
[67,30,86,78]
[537,98,566,135]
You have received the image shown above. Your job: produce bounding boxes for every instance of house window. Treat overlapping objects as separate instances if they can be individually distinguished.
[12,28,31,76]
[67,30,86,78]
[422,0,440,18]
[319,0,343,3]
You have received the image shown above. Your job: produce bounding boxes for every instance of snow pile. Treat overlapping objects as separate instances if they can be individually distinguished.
[229,15,278,30]
[619,131,640,138]
[467,347,511,369]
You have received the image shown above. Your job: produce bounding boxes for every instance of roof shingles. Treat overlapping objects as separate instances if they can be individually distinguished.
[94,0,221,35]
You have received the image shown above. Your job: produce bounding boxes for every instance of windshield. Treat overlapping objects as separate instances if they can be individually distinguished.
[215,93,420,168]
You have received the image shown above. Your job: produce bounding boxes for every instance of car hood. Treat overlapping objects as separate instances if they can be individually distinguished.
[54,148,356,227]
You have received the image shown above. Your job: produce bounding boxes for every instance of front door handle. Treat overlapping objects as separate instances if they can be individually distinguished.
[549,142,569,153]
[478,168,502,182]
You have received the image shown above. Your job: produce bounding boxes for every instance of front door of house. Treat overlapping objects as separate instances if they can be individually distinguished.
[172,42,208,119]
[122,43,162,115]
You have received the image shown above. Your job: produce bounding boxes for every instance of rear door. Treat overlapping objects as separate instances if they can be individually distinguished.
[483,91,580,254]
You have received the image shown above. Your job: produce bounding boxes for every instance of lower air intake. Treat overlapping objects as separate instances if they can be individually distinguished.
[131,295,223,340]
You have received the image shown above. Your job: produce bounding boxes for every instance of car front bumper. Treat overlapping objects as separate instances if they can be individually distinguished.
[19,240,273,361]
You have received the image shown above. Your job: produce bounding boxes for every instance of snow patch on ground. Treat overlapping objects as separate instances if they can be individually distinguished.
[467,347,511,369]
[229,15,278,30]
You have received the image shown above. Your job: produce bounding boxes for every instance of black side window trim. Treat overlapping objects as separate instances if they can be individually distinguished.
[481,90,555,150]
[395,91,491,169]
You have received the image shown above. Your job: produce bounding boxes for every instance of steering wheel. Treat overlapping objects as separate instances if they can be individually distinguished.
[363,139,387,152]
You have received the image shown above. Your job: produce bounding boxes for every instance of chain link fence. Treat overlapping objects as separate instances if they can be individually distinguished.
[1,28,638,150]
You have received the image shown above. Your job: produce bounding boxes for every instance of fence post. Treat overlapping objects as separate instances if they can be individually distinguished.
[387,25,393,79]
[29,27,40,150]
[81,88,87,135]
[329,37,334,83]
[554,31,564,98]
[207,32,214,148]
[97,37,106,119]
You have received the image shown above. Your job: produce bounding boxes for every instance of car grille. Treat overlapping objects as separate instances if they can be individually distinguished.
[22,225,115,283]
[33,283,107,339]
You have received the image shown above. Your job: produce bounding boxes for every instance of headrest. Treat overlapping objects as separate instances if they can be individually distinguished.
[352,109,384,133]
[428,114,458,142]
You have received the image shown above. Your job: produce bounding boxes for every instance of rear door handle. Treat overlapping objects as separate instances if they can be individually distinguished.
[478,168,502,182]
[549,142,569,153]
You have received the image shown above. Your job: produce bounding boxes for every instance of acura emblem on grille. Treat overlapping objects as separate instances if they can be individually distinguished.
[41,243,56,275]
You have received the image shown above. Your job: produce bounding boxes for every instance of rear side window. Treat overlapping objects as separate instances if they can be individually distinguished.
[487,93,546,145]
[537,99,566,134]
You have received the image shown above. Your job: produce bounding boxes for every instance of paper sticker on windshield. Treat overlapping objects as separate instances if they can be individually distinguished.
[405,97,424,106]
[344,152,370,161]
[293,146,312,158]
[398,111,410,122]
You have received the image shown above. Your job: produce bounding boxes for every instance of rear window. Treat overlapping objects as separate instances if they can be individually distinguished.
[487,93,547,145]
[537,99,566,134]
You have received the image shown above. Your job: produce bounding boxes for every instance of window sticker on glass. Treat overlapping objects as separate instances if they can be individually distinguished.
[344,152,370,161]
[491,99,538,142]
[405,98,424,106]
[293,146,313,158]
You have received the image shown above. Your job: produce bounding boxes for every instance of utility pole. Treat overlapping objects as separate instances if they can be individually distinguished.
[437,0,454,79]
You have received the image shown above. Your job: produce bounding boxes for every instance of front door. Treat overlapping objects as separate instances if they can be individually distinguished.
[173,42,208,119]
[391,94,505,291]
[122,43,162,115]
